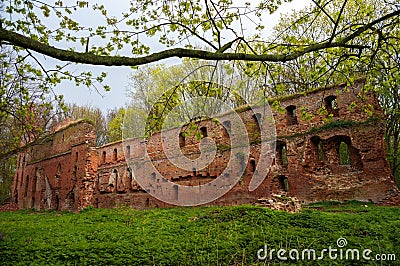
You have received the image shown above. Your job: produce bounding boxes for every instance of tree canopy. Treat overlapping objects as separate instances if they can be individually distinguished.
[122,59,262,137]
[0,0,399,71]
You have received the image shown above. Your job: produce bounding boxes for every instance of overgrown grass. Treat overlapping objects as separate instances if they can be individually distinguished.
[0,202,398,265]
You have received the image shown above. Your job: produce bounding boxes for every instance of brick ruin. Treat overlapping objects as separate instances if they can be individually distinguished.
[12,79,399,211]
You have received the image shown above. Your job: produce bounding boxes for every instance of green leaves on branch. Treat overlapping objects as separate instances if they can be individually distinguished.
[0,47,65,161]
[2,0,399,71]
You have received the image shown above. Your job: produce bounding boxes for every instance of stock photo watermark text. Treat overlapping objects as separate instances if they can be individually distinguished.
[257,238,396,262]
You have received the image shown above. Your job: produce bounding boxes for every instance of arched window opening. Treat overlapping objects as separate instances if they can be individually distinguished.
[276,141,288,167]
[311,136,326,161]
[126,145,131,159]
[318,142,325,161]
[250,159,256,172]
[280,176,289,192]
[102,151,106,164]
[327,135,363,170]
[192,167,196,177]
[56,163,62,179]
[339,141,351,165]
[127,167,133,180]
[55,195,59,211]
[252,113,262,141]
[73,166,77,181]
[113,169,119,189]
[33,167,39,194]
[25,175,29,197]
[179,133,185,148]
[173,185,179,200]
[272,175,289,194]
[113,148,118,161]
[67,191,75,209]
[325,96,339,116]
[286,105,298,125]
[200,126,207,138]
[252,113,262,128]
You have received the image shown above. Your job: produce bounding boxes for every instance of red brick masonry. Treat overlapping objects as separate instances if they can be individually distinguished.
[12,80,399,211]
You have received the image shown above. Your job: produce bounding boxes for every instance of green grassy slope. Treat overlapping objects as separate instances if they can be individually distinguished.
[0,202,399,265]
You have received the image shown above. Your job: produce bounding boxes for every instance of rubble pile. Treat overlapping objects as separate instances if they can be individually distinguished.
[256,194,302,213]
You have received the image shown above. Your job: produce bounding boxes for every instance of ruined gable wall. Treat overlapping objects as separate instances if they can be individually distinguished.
[12,120,97,211]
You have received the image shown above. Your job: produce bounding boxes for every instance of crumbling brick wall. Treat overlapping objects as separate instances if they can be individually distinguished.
[12,79,398,210]
[12,120,97,211]
[269,81,394,203]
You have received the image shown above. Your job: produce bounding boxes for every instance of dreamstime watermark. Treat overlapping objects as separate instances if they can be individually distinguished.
[257,237,396,262]
[122,75,276,206]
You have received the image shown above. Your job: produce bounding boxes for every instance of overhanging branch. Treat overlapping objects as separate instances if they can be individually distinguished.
[0,9,398,66]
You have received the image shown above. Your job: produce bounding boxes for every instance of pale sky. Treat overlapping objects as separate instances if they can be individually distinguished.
[53,0,311,112]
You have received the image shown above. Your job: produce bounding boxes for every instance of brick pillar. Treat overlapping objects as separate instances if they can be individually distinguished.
[79,147,98,210]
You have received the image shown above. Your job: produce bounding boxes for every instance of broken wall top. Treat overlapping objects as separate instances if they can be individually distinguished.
[25,119,96,164]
